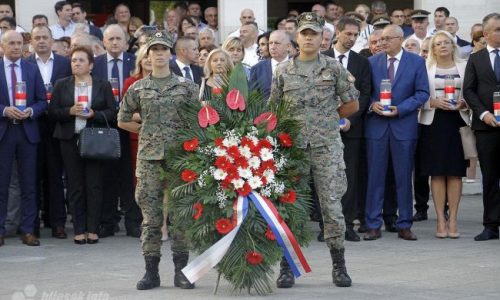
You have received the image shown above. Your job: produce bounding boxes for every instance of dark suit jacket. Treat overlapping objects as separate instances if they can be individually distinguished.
[456,36,471,47]
[463,48,500,131]
[89,24,103,40]
[169,59,203,85]
[366,50,429,140]
[26,52,72,85]
[322,49,371,138]
[249,59,272,100]
[92,52,135,88]
[48,75,117,140]
[0,58,47,143]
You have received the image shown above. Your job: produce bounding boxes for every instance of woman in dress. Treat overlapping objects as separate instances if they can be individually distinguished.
[418,31,470,238]
[49,46,116,244]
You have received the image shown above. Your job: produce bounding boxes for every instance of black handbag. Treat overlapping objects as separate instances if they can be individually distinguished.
[77,111,121,160]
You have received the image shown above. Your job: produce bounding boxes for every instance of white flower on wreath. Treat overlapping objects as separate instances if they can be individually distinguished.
[223,137,239,147]
[213,169,228,180]
[248,156,261,170]
[232,178,245,189]
[263,169,275,183]
[248,176,263,189]
[249,136,259,146]
[214,147,227,157]
[238,167,253,179]
[239,146,252,159]
[260,148,273,161]
[266,136,276,146]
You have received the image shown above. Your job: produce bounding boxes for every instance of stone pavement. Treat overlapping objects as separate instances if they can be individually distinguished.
[1,190,499,300]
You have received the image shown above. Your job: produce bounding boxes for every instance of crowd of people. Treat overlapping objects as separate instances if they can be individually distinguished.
[0,0,500,288]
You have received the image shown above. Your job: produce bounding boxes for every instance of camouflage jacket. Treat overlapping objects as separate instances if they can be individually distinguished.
[118,74,198,160]
[269,54,359,148]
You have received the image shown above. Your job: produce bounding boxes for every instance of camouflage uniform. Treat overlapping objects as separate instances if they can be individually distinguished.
[269,54,359,249]
[118,74,198,257]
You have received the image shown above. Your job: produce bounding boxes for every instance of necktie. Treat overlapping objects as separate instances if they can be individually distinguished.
[494,49,500,82]
[111,58,120,91]
[388,57,396,82]
[183,66,193,81]
[338,54,345,66]
[10,63,17,106]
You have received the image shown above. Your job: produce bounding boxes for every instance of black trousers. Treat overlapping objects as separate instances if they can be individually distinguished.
[341,138,365,225]
[475,131,500,229]
[60,136,103,235]
[413,129,430,213]
[101,129,142,230]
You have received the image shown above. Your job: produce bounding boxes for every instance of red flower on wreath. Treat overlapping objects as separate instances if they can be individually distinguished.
[215,156,231,171]
[226,89,246,111]
[198,105,220,128]
[246,251,264,265]
[237,182,252,196]
[234,156,249,169]
[183,138,199,152]
[240,136,255,149]
[277,132,293,148]
[181,169,197,183]
[212,86,223,95]
[258,139,272,149]
[265,226,276,241]
[214,137,224,147]
[215,218,233,234]
[227,145,241,159]
[254,112,277,132]
[279,189,297,204]
[193,202,203,220]
[260,160,277,173]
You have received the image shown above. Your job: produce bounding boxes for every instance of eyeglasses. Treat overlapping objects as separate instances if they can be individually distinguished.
[379,36,401,42]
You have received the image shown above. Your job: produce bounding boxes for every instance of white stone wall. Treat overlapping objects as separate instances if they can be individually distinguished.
[218,0,267,42]
[15,0,59,32]
[416,0,500,40]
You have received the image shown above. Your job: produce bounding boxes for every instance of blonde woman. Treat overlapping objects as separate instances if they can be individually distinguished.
[200,48,234,101]
[418,31,470,238]
[222,37,251,79]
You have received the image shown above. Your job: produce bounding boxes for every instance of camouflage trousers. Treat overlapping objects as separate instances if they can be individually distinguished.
[307,144,347,249]
[136,159,188,257]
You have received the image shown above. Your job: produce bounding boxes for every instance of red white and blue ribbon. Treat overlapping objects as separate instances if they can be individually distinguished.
[182,191,311,284]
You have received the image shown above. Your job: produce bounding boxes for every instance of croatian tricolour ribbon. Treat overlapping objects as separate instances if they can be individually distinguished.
[182,191,311,284]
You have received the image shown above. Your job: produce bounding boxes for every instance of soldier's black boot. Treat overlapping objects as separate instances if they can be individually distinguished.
[136,256,161,290]
[276,258,295,288]
[330,248,351,287]
[173,252,195,289]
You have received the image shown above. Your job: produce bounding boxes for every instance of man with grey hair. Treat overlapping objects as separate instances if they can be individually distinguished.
[93,24,141,239]
[371,0,387,16]
[463,12,500,241]
[250,30,291,99]
[198,27,215,48]
[204,7,219,45]
[239,22,259,67]
[320,26,334,51]
[364,24,429,241]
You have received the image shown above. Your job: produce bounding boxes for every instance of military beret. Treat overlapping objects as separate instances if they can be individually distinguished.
[372,15,391,27]
[344,12,365,23]
[146,31,174,51]
[297,12,325,33]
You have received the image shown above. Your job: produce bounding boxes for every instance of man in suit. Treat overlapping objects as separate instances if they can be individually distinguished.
[250,30,290,100]
[463,13,500,241]
[323,17,371,242]
[169,36,203,85]
[0,30,47,247]
[71,2,103,41]
[28,25,72,239]
[364,25,429,241]
[445,17,472,57]
[92,24,141,238]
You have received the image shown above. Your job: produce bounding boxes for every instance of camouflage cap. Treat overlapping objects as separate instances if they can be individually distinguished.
[146,31,174,51]
[297,12,325,33]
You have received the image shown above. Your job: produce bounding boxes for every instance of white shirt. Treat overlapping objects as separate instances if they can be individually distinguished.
[175,59,193,81]
[333,47,350,69]
[35,52,54,84]
[479,45,500,120]
[387,49,404,76]
[408,32,429,47]
[271,56,288,75]
[227,27,265,39]
[50,22,76,39]
[74,85,93,133]
[243,43,259,67]
[3,57,22,107]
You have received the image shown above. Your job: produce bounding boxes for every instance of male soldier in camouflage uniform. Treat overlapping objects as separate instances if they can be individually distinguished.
[117,31,199,290]
[269,12,359,288]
